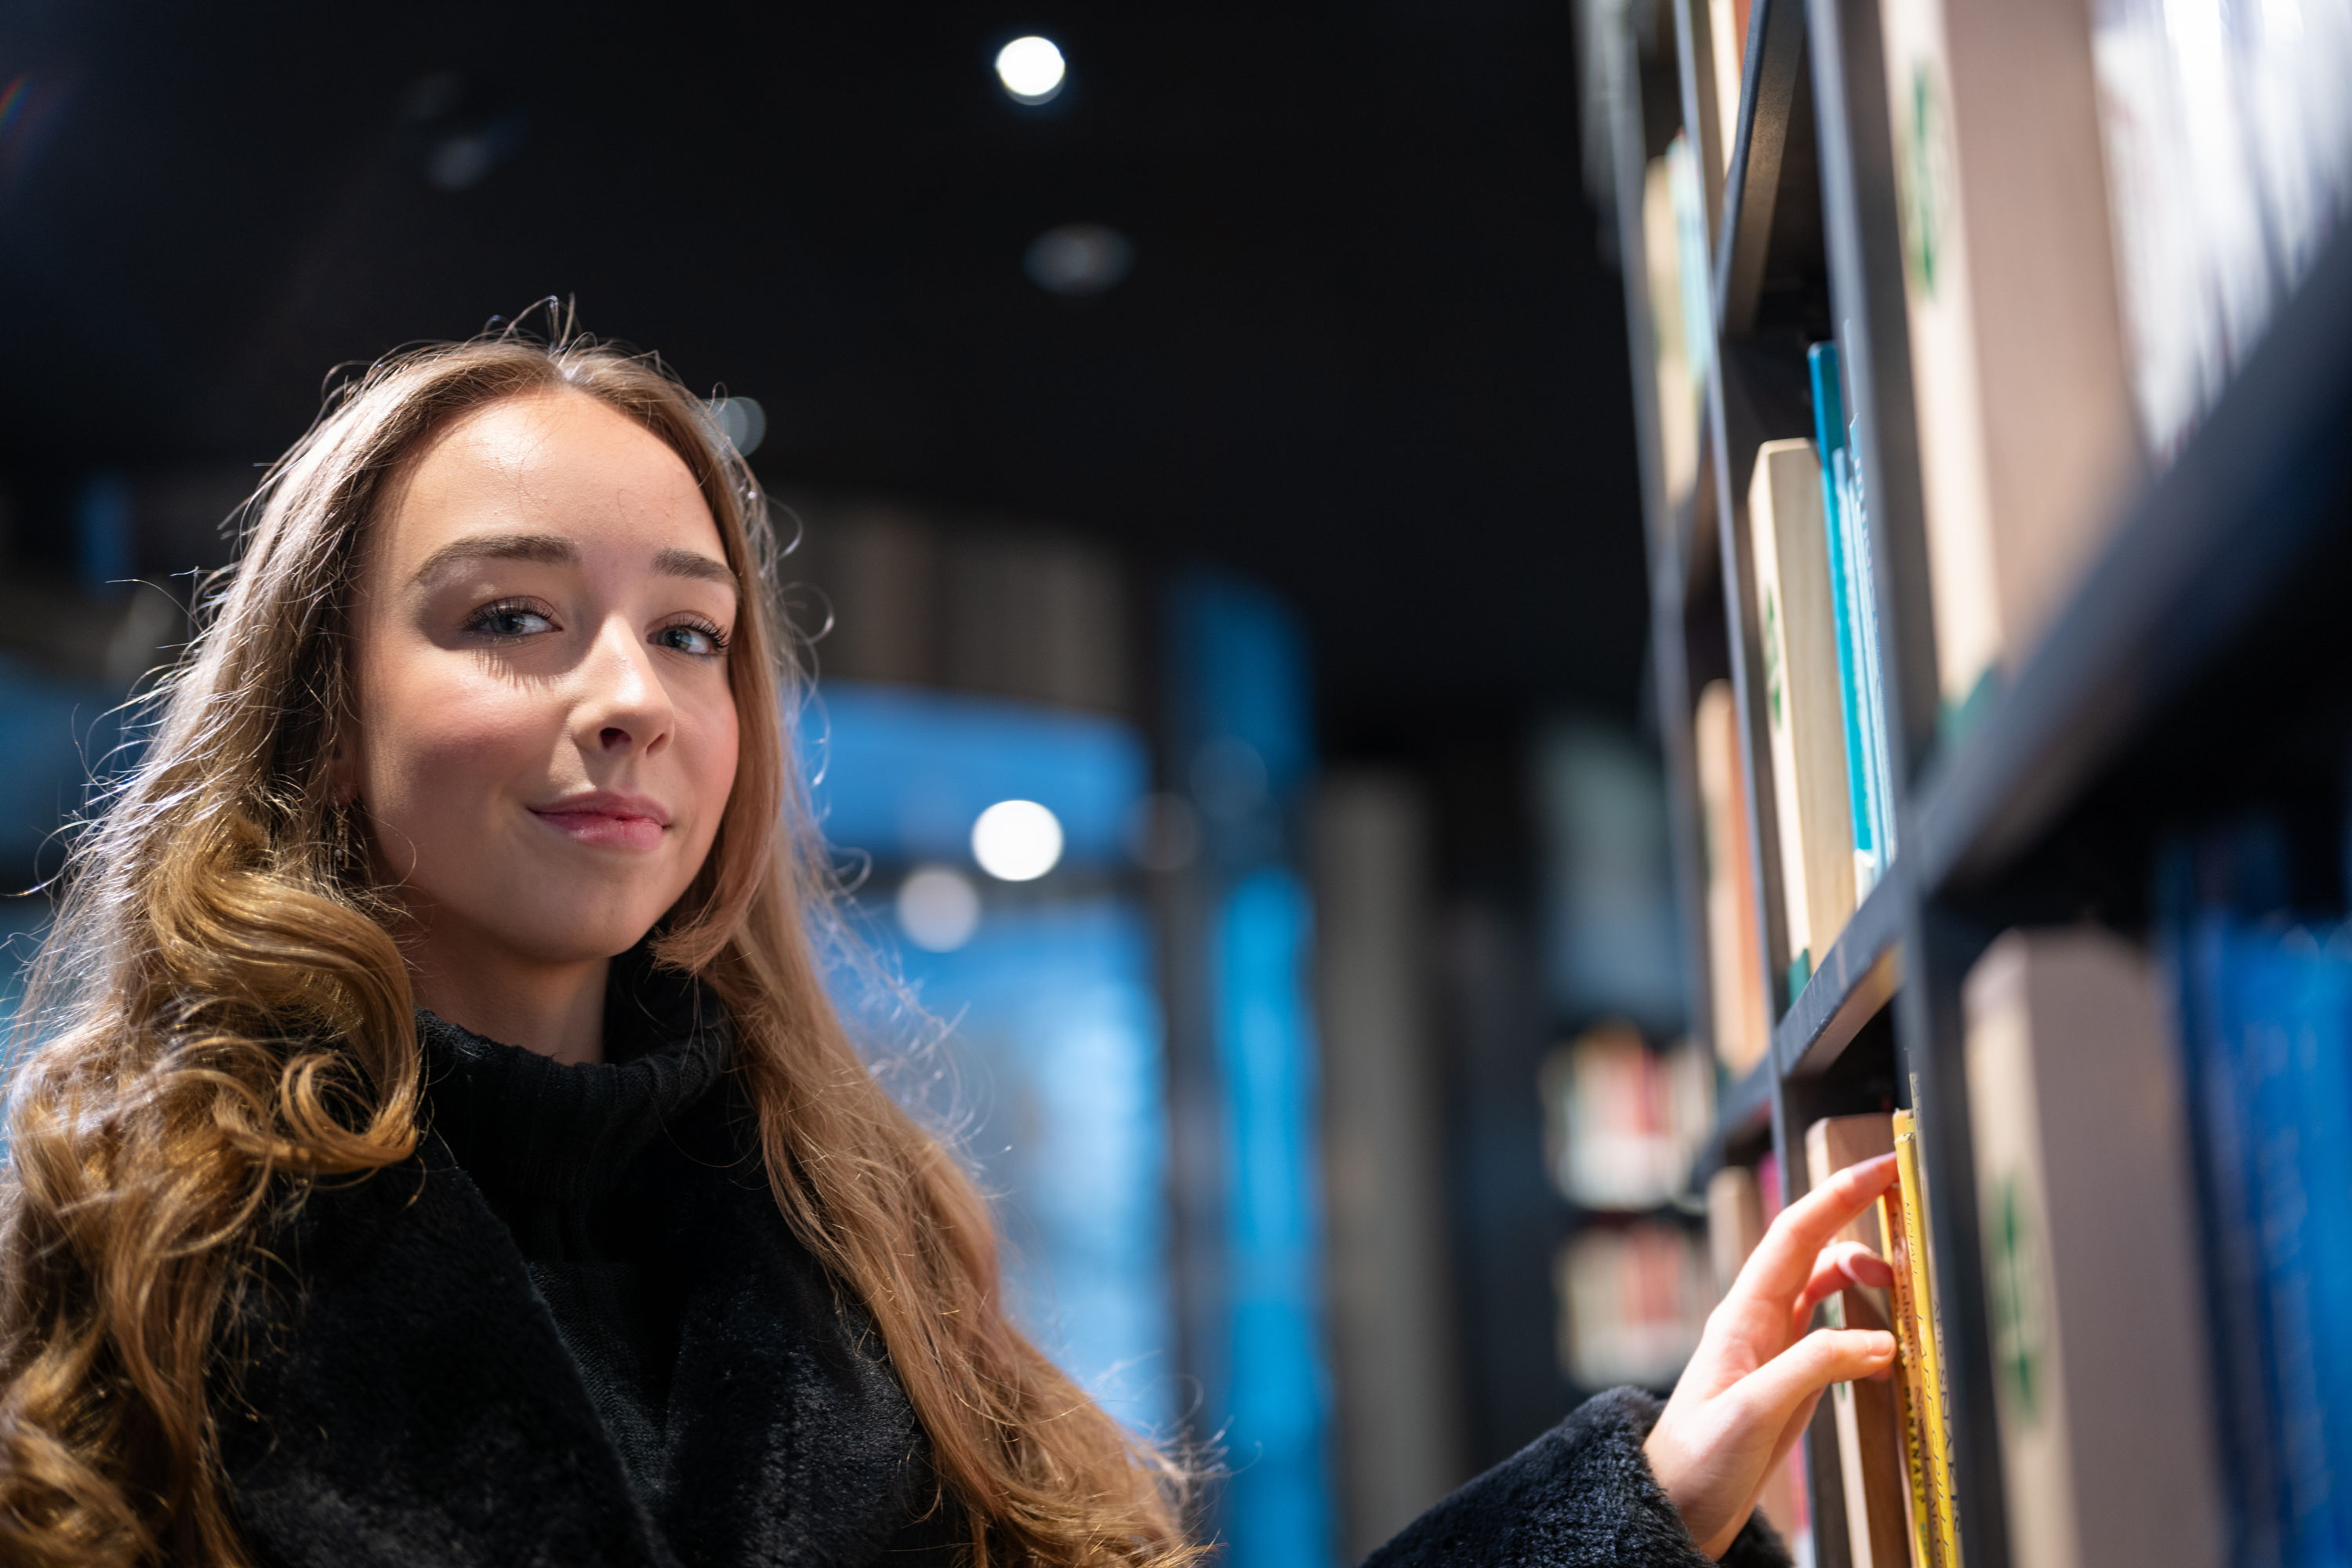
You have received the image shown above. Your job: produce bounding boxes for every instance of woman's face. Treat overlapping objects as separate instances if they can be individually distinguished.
[342,390,741,971]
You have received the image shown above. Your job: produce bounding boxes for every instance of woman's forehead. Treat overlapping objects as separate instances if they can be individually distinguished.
[379,390,722,572]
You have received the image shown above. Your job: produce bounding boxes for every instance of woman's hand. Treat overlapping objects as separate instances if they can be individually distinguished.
[1642,1152,1902,1558]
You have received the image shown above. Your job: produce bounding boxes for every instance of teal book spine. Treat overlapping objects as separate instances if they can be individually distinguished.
[1840,436,1897,866]
[1808,342,1878,888]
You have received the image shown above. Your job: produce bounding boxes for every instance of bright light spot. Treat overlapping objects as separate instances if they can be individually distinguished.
[710,395,767,456]
[897,865,982,951]
[995,36,1066,103]
[972,799,1064,881]
[1025,223,1134,296]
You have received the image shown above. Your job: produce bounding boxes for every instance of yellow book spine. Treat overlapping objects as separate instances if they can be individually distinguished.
[1893,1110,1962,1568]
[1879,1184,1938,1568]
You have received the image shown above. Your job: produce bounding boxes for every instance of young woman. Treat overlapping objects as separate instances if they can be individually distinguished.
[0,330,1898,1566]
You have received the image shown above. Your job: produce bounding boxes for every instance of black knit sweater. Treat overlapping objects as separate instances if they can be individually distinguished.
[220,959,1790,1567]
[412,967,731,1505]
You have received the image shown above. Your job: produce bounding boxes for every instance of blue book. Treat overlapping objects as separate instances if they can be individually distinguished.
[1806,343,1879,891]
[2166,872,2352,1568]
[2231,928,2347,1566]
[1839,434,1898,866]
[2274,931,2352,1562]
[2172,907,2285,1568]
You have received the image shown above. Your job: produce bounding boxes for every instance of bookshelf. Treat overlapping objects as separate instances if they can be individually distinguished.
[1584,0,2352,1562]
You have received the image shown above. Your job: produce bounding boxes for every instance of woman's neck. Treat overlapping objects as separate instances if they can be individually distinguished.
[406,940,611,1066]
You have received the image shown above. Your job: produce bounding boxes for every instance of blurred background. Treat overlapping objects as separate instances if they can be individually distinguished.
[0,5,1726,1564]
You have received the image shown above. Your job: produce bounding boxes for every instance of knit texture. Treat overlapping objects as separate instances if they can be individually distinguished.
[414,953,730,1502]
[1362,1387,1794,1568]
[218,956,957,1568]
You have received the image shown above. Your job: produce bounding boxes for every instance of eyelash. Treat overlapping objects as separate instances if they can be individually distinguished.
[462,600,731,659]
[466,598,556,641]
[657,617,731,658]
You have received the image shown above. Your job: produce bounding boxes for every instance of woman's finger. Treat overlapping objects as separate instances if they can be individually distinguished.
[1730,1154,1899,1312]
[1725,1327,1897,1435]
[1788,1240,1896,1334]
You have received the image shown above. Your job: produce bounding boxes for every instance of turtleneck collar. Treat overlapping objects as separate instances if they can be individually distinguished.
[416,947,731,1209]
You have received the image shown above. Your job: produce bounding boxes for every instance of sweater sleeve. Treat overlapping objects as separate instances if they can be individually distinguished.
[1359,1387,1794,1568]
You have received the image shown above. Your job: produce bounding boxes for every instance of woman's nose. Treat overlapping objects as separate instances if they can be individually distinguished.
[582,620,674,754]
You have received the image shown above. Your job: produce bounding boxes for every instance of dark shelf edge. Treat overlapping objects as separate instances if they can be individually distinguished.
[1690,1055,1776,1191]
[1773,869,1901,1077]
[1912,222,2352,894]
[1711,0,1806,336]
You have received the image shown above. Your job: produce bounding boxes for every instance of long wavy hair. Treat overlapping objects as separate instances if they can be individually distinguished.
[0,325,1199,1566]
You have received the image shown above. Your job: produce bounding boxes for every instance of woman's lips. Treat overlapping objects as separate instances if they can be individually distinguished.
[529,793,670,852]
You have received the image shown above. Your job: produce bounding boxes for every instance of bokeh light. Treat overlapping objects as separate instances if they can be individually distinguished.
[1024,223,1134,296]
[972,799,1065,880]
[896,865,982,951]
[994,36,1066,103]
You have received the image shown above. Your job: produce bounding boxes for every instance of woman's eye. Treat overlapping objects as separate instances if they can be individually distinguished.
[466,602,557,639]
[655,621,729,657]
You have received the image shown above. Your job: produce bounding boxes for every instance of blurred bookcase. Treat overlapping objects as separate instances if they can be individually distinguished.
[1578,0,2352,1563]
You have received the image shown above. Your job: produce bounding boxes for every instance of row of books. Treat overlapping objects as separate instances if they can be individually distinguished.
[2157,828,2352,1568]
[1882,0,2351,739]
[1806,920,2305,1568]
[1692,343,1899,1058]
[1802,1107,1965,1568]
[1654,0,2352,815]
[1538,1025,1716,1211]
[1554,1220,1711,1391]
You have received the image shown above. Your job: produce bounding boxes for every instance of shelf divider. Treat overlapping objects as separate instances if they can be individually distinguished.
[1712,0,1807,334]
[1773,869,1902,1078]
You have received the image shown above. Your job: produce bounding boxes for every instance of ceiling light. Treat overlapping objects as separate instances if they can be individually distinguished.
[995,36,1066,103]
[1025,223,1133,296]
[971,800,1064,881]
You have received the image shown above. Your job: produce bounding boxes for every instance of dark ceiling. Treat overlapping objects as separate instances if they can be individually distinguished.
[0,0,1646,748]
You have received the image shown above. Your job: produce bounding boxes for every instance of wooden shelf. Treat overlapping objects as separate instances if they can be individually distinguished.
[1773,870,1900,1078]
[1913,222,2352,895]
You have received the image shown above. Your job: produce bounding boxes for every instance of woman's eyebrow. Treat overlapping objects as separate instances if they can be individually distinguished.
[408,532,578,585]
[654,546,738,590]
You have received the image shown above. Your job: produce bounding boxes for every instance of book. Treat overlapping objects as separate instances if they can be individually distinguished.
[1706,0,1752,176]
[1748,438,1856,999]
[1705,1162,1765,1298]
[1693,681,1769,1074]
[1964,929,2224,1568]
[1667,132,1715,390]
[1876,0,2145,739]
[1555,1221,1711,1388]
[1806,343,1893,897]
[1885,1109,1960,1568]
[2162,882,2352,1568]
[1643,155,1701,510]
[2089,0,2352,461]
[1806,1114,1914,1568]
[1540,1025,1713,1210]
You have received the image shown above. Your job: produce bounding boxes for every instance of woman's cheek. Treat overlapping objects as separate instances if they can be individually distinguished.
[679,690,740,862]
[370,666,550,848]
